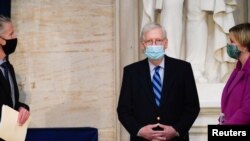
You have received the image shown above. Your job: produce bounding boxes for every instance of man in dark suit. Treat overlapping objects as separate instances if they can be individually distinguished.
[117,23,200,141]
[0,15,30,130]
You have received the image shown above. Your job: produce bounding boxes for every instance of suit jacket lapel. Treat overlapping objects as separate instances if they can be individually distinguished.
[7,62,17,89]
[0,67,11,96]
[0,71,7,86]
[224,57,250,101]
[160,56,175,108]
[140,56,175,109]
[140,59,159,109]
[227,71,244,95]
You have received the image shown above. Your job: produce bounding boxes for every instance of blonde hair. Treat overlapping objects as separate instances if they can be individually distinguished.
[229,23,250,51]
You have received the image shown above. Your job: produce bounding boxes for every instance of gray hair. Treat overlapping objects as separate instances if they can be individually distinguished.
[0,15,11,35]
[140,22,167,41]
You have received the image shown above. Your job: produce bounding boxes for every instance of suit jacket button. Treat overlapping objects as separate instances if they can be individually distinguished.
[157,116,160,121]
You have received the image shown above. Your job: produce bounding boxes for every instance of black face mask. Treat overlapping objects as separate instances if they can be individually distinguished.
[1,38,17,55]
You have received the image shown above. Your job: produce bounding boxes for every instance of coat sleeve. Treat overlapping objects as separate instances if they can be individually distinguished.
[9,64,30,111]
[15,101,30,111]
[172,63,200,137]
[117,67,143,136]
[226,74,250,124]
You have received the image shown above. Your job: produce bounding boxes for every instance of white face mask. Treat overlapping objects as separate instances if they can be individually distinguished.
[145,45,165,60]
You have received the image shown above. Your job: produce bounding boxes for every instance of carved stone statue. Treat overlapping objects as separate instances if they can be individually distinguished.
[141,0,184,58]
[186,0,237,83]
[141,0,237,83]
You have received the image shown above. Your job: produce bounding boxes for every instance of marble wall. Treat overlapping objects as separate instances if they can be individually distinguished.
[9,1,245,141]
[11,0,115,141]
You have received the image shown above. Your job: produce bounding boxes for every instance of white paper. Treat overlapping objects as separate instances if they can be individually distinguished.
[0,105,31,141]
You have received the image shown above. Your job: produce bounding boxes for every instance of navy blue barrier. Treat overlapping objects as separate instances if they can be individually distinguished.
[25,127,98,141]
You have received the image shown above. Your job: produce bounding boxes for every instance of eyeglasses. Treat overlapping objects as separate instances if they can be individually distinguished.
[143,39,165,46]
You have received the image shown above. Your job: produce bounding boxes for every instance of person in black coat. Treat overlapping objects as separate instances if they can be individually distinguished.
[117,22,200,141]
[0,15,30,130]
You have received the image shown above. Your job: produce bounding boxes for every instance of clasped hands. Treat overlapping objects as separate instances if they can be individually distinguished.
[138,123,177,141]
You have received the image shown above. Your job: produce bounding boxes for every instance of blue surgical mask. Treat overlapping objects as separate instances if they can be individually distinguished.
[145,45,165,60]
[227,44,241,59]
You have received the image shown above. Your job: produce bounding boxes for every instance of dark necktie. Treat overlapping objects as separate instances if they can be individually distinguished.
[152,66,162,107]
[1,62,15,107]
[1,62,11,89]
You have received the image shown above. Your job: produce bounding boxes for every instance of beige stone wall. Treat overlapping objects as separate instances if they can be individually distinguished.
[10,0,115,141]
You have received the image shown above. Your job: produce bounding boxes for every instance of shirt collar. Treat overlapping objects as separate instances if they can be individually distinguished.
[237,55,250,71]
[0,57,7,65]
[148,57,165,72]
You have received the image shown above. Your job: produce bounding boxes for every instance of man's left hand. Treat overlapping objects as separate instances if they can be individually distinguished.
[18,107,30,126]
